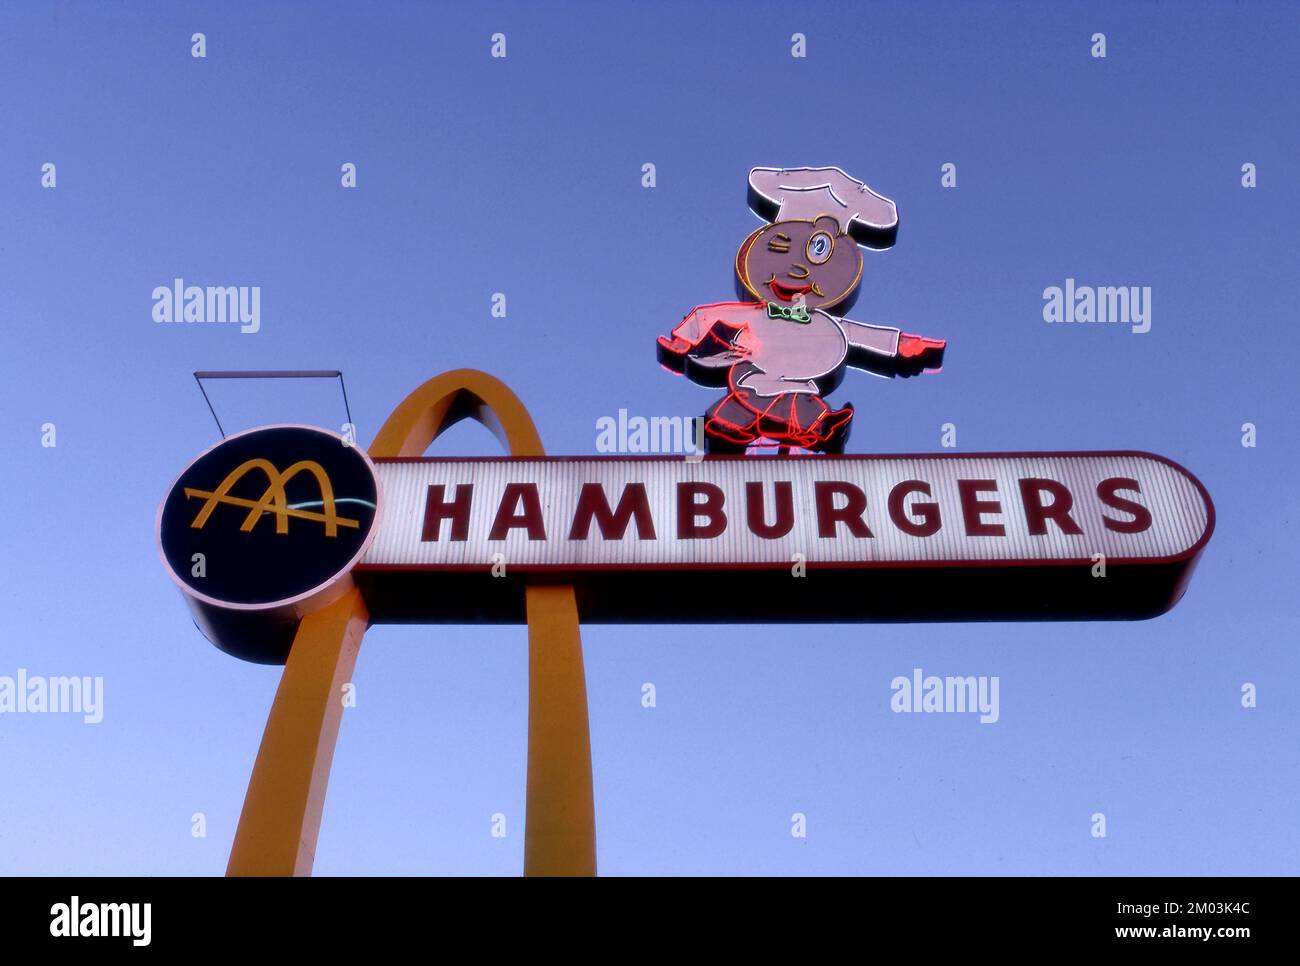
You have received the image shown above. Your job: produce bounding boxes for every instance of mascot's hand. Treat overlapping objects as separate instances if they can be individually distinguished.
[898,334,945,361]
[893,334,945,378]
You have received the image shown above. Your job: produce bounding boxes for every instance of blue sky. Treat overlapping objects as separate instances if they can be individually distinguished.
[1,0,1296,875]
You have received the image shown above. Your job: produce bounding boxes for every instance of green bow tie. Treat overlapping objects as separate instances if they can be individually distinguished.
[767,302,811,323]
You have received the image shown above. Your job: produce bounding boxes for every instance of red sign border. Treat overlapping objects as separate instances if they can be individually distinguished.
[356,449,1215,574]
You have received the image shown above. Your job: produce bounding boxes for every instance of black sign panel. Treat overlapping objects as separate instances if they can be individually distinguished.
[158,426,380,609]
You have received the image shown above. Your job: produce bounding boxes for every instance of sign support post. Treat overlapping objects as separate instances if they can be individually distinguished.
[524,584,597,876]
[227,588,368,876]
[224,370,597,877]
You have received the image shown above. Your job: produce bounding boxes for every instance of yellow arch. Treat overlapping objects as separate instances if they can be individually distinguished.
[240,459,345,536]
[226,370,597,877]
[187,458,356,536]
[188,458,281,529]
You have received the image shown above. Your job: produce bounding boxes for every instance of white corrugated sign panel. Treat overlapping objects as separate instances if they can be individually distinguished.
[360,454,1210,568]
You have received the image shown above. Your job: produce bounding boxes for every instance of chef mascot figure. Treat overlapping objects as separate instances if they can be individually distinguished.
[657,166,946,454]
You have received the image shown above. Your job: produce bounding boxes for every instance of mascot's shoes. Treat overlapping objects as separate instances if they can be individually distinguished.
[704,400,853,453]
[705,415,760,448]
[750,401,854,453]
[809,403,854,453]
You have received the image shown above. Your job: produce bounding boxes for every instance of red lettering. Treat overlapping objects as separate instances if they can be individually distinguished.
[488,483,547,540]
[746,481,794,539]
[888,480,941,537]
[958,479,1005,536]
[1019,478,1083,536]
[815,481,873,538]
[568,483,656,540]
[677,482,726,539]
[422,483,472,541]
[1097,477,1153,534]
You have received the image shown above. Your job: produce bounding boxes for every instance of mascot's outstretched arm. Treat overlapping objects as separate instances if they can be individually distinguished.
[841,317,945,378]
[657,302,754,384]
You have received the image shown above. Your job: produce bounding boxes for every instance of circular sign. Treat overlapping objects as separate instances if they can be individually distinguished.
[157,425,381,610]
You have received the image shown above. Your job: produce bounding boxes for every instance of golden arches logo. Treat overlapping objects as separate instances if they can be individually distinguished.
[184,458,360,537]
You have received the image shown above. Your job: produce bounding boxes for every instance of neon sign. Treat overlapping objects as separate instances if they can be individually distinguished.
[657,166,946,453]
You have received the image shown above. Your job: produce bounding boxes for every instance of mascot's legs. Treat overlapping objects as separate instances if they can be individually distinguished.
[704,389,853,454]
[703,392,759,453]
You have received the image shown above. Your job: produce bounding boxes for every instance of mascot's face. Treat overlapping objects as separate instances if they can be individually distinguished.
[735,214,863,311]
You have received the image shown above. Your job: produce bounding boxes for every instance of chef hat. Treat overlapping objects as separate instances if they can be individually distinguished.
[748,166,898,249]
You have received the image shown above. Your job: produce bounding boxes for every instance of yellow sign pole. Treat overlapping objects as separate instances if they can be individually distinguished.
[226,587,368,876]
[523,584,597,875]
[226,369,597,876]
